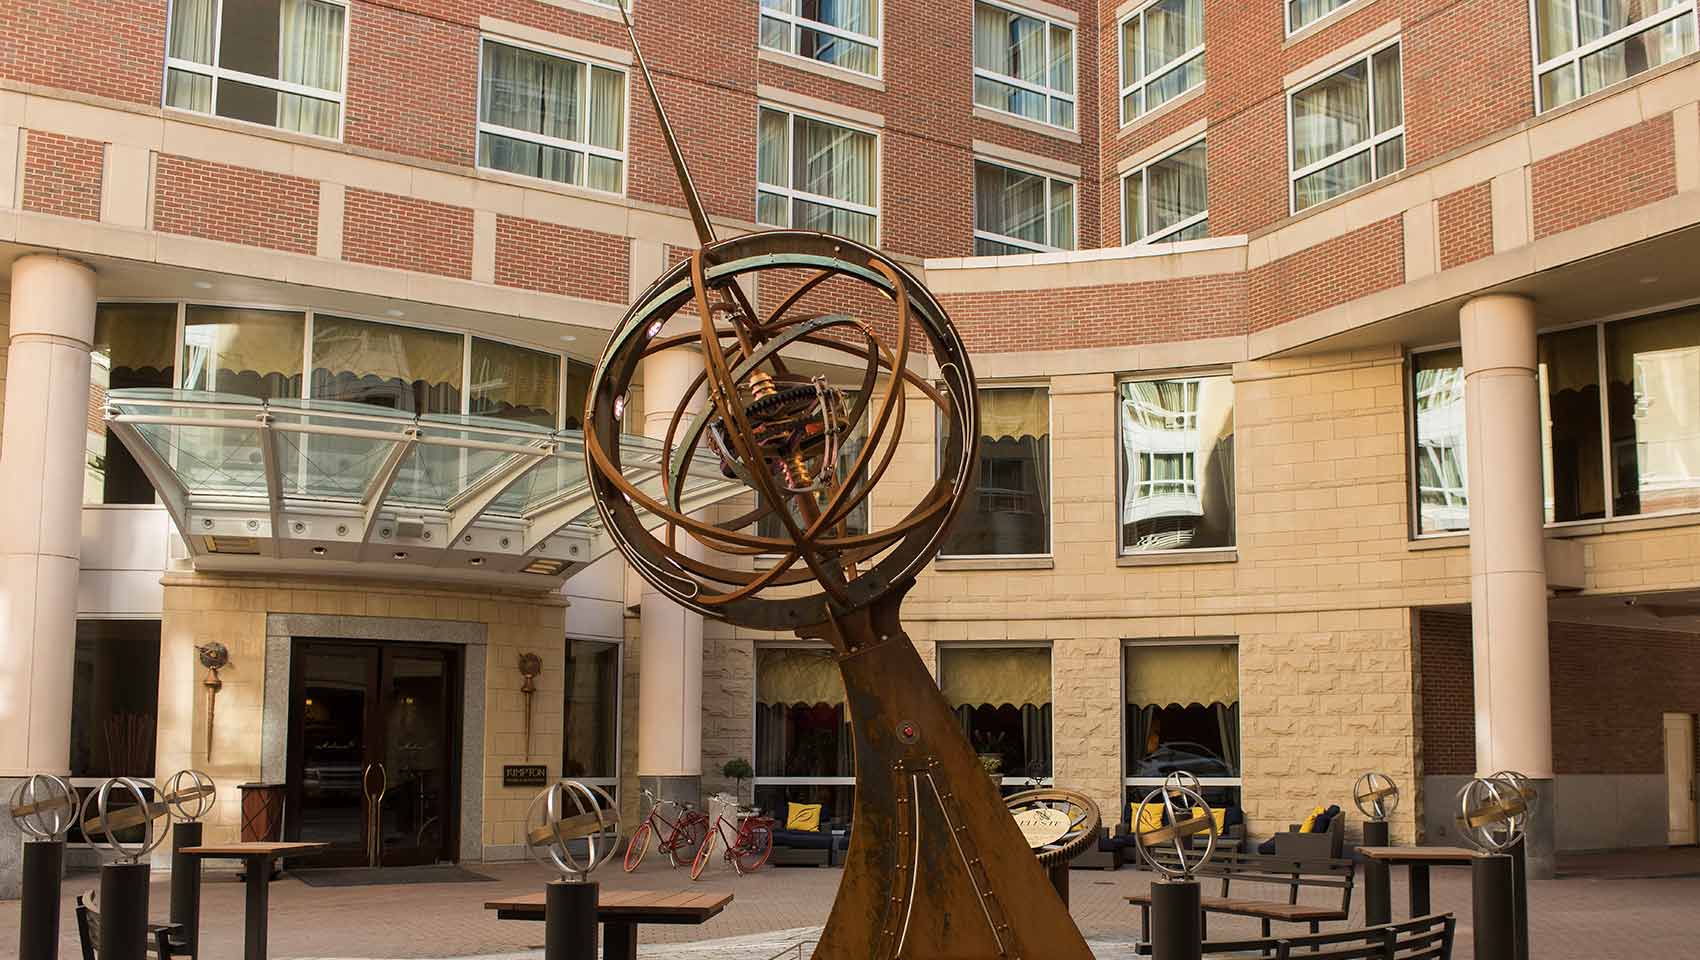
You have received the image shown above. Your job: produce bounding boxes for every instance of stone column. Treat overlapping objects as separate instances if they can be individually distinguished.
[1459,293,1556,878]
[636,334,707,806]
[0,255,97,898]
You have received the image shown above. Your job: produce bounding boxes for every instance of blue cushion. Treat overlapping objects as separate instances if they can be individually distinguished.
[771,829,834,850]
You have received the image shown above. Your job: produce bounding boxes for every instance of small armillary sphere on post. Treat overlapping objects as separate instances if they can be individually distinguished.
[80,777,171,864]
[9,774,78,841]
[1456,774,1530,854]
[1354,771,1400,822]
[525,781,620,881]
[1133,773,1219,880]
[163,769,218,823]
[582,6,1091,958]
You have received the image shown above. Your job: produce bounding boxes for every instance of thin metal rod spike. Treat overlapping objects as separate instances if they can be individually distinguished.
[616,0,717,251]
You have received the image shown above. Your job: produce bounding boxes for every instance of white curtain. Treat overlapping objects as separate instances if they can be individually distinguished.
[810,0,878,74]
[974,3,1012,75]
[1536,0,1580,59]
[794,116,875,213]
[277,0,345,137]
[1144,0,1202,75]
[482,42,584,185]
[976,162,1046,245]
[1292,60,1369,170]
[587,65,626,192]
[1289,0,1348,31]
[1147,141,1206,235]
[1048,179,1075,250]
[166,0,216,112]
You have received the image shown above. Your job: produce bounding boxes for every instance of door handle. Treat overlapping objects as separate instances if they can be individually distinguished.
[363,763,388,868]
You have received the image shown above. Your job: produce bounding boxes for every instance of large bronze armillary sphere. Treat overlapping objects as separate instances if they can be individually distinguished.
[584,8,1093,959]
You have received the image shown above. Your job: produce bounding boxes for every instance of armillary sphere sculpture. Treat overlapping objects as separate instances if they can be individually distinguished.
[163,769,218,822]
[526,780,620,881]
[9,774,78,841]
[80,777,170,863]
[1354,771,1399,822]
[583,8,1091,958]
[1455,774,1529,854]
[1132,773,1219,878]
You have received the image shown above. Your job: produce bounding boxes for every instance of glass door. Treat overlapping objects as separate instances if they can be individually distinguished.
[377,649,453,866]
[291,644,380,866]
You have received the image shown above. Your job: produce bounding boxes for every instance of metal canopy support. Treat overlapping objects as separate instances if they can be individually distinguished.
[443,445,554,549]
[106,418,195,551]
[522,467,659,553]
[360,428,419,543]
[257,414,285,557]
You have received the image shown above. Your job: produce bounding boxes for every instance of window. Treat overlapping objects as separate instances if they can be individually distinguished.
[1411,348,1468,535]
[757,106,879,245]
[754,645,854,823]
[1124,640,1240,810]
[311,315,465,415]
[1533,1,1697,112]
[1121,138,1207,244]
[1119,375,1235,553]
[973,1,1077,130]
[164,0,347,138]
[1119,0,1204,125]
[938,645,1052,789]
[973,160,1076,255]
[941,385,1050,556]
[1288,40,1404,212]
[563,639,621,789]
[478,39,628,194]
[759,0,881,76]
[87,304,177,505]
[469,337,561,428]
[1606,309,1700,517]
[183,306,306,399]
[1288,0,1356,34]
[1539,325,1607,523]
[758,414,870,540]
[71,621,162,779]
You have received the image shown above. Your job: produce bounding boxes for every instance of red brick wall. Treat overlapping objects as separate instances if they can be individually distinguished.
[940,272,1247,354]
[495,216,629,301]
[1437,182,1492,271]
[0,0,164,105]
[22,131,104,221]
[1248,216,1404,331]
[344,1,479,166]
[153,155,320,255]
[1418,608,1700,777]
[343,188,474,279]
[1531,115,1678,240]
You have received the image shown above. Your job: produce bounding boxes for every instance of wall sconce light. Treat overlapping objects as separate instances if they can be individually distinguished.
[197,642,230,761]
[518,652,542,760]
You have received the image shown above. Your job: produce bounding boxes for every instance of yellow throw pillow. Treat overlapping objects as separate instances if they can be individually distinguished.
[787,802,823,832]
[1131,803,1164,834]
[1192,806,1227,832]
[1298,805,1326,832]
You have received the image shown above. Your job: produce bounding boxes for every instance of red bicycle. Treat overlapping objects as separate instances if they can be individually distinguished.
[690,802,775,879]
[624,788,709,871]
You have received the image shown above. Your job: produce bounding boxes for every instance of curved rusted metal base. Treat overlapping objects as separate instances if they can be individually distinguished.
[802,591,1093,960]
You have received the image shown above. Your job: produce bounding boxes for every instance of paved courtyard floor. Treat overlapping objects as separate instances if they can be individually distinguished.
[4,848,1697,958]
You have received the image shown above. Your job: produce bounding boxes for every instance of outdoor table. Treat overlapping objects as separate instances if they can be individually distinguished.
[1359,845,1474,925]
[180,841,328,960]
[485,888,734,960]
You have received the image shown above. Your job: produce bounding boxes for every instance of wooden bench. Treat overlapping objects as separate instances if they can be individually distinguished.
[484,888,732,960]
[1134,913,1456,959]
[1129,850,1355,941]
[76,891,188,960]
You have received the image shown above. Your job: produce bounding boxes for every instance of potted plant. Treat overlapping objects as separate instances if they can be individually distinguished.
[973,731,1010,781]
[722,757,754,806]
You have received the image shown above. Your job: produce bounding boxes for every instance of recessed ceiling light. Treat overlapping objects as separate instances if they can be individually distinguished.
[193,281,213,290]
[469,557,484,566]
[311,546,327,556]
[559,334,577,342]
[392,551,409,560]
[385,308,406,317]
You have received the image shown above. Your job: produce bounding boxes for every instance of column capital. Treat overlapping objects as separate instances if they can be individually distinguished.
[8,253,97,344]
[1459,293,1537,374]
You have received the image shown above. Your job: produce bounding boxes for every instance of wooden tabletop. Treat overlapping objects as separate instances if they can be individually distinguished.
[179,842,330,857]
[1359,846,1476,863]
[485,889,732,923]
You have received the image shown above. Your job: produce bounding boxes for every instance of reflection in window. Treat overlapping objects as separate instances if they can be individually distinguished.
[942,386,1050,556]
[71,621,162,778]
[469,337,561,428]
[1119,376,1234,552]
[754,646,854,824]
[478,40,628,194]
[87,304,177,505]
[164,0,347,138]
[974,1,1077,130]
[563,640,621,782]
[311,315,463,414]
[759,0,880,76]
[1122,139,1208,245]
[563,359,593,430]
[938,646,1052,782]
[974,160,1076,255]
[183,306,306,399]
[1124,641,1239,783]
[1289,41,1403,211]
[1540,326,1606,523]
[1607,309,1700,517]
[1411,348,1468,534]
[757,107,879,245]
[758,416,870,540]
[1119,0,1205,124]
[1533,1,1697,111]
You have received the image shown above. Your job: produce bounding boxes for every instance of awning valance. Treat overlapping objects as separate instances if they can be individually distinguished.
[756,648,844,705]
[1124,643,1238,706]
[979,387,1048,440]
[940,647,1051,706]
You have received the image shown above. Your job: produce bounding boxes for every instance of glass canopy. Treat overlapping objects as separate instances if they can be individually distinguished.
[103,388,746,582]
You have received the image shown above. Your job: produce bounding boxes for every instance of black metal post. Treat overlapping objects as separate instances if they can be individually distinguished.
[1409,863,1431,916]
[100,860,153,960]
[18,840,65,960]
[544,879,599,960]
[1472,853,1517,960]
[1363,857,1391,924]
[1361,819,1390,848]
[1510,838,1530,960]
[171,820,204,956]
[1149,878,1202,960]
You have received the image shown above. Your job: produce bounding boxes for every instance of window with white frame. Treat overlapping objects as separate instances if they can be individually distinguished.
[937,645,1053,788]
[1532,1,1697,112]
[164,0,348,138]
[1288,40,1404,212]
[478,39,629,194]
[973,160,1076,255]
[973,1,1077,130]
[759,0,881,77]
[941,385,1051,556]
[1124,639,1241,811]
[1121,138,1207,244]
[1287,0,1356,34]
[1119,0,1204,125]
[757,106,880,245]
[1119,375,1235,553]
[754,644,855,823]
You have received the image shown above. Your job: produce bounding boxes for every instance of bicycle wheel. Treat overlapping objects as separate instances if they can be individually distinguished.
[690,829,718,881]
[733,819,774,875]
[667,811,710,868]
[623,820,652,872]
